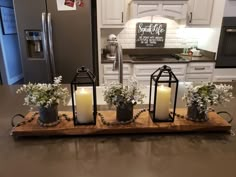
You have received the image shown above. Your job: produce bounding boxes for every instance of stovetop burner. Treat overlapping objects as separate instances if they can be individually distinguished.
[129,54,183,61]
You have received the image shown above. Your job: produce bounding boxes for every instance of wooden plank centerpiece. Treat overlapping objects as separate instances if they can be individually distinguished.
[11,109,231,137]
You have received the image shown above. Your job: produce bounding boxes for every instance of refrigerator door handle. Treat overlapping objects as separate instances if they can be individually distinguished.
[42,12,52,82]
[47,13,56,78]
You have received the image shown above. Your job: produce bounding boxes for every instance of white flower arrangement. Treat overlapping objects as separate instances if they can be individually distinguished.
[103,80,145,108]
[16,76,69,108]
[182,83,234,113]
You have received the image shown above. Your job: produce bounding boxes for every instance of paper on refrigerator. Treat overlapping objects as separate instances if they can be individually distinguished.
[56,0,76,11]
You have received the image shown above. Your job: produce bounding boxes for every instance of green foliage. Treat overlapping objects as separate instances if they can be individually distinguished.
[183,83,234,113]
[103,80,145,107]
[16,76,69,108]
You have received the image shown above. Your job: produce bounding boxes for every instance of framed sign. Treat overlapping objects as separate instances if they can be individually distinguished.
[136,23,167,48]
[0,7,17,35]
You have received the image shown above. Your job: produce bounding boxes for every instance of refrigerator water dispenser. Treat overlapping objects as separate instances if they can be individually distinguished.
[25,30,44,58]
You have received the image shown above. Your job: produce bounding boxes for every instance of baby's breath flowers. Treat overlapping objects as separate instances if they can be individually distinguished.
[103,80,145,108]
[182,83,234,113]
[16,76,69,108]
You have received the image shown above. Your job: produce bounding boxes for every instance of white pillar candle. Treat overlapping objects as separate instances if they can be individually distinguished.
[155,85,171,120]
[75,88,93,123]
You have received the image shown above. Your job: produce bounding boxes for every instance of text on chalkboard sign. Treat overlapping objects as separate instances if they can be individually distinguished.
[136,23,167,48]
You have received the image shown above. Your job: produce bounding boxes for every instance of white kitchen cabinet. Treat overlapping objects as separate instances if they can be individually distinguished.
[186,74,213,82]
[161,2,188,20]
[103,63,132,75]
[213,68,236,82]
[102,63,132,84]
[133,64,187,85]
[186,62,215,82]
[187,0,214,25]
[134,64,187,76]
[130,1,161,18]
[135,75,185,86]
[213,76,236,82]
[101,0,125,26]
[129,1,187,20]
[187,62,215,74]
[103,75,131,85]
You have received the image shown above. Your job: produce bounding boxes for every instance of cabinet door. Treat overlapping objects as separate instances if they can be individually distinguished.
[103,75,131,85]
[162,2,187,20]
[186,74,213,82]
[136,3,160,18]
[134,64,187,76]
[101,0,125,25]
[103,64,132,75]
[135,75,185,86]
[213,76,236,82]
[187,62,215,74]
[188,0,214,25]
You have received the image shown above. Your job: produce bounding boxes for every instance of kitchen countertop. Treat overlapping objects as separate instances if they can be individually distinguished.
[101,54,215,64]
[101,48,215,64]
[0,83,236,177]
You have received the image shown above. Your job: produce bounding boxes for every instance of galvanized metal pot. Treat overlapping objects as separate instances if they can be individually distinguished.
[116,103,133,122]
[39,104,59,124]
[187,104,208,122]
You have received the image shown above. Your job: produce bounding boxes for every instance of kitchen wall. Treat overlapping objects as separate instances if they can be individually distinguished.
[101,16,201,49]
[224,0,236,17]
[101,0,226,54]
[198,0,226,53]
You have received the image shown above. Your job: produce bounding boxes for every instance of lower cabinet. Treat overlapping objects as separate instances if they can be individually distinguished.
[133,63,187,85]
[102,62,217,85]
[213,69,236,82]
[134,64,187,76]
[213,76,236,82]
[102,63,132,84]
[135,75,185,85]
[186,62,215,82]
[103,75,131,85]
[185,74,213,82]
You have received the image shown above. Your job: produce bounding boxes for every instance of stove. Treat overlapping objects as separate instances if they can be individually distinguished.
[129,54,186,62]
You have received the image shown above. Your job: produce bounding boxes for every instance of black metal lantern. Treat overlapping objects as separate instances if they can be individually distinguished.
[71,66,97,126]
[149,65,178,122]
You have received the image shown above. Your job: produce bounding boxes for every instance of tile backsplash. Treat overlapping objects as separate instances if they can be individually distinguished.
[101,16,211,50]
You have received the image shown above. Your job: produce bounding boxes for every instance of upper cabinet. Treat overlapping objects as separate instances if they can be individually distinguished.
[162,2,188,20]
[101,0,126,26]
[187,0,214,25]
[130,2,161,18]
[129,1,187,20]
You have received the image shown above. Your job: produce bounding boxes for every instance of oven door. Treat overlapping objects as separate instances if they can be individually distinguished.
[216,18,236,68]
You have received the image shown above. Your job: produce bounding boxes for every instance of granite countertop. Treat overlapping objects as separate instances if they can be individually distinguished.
[101,48,215,64]
[0,83,236,177]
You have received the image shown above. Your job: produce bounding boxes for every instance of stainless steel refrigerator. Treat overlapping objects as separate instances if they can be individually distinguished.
[13,0,98,83]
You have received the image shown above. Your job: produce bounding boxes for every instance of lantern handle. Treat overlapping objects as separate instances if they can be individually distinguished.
[76,66,87,73]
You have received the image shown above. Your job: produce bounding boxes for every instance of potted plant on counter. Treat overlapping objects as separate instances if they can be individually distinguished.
[103,80,145,122]
[182,83,234,122]
[16,76,69,126]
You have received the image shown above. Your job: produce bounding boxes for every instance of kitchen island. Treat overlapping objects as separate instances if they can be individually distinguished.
[0,83,236,177]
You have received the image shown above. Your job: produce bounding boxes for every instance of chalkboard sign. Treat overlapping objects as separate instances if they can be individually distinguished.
[136,23,167,48]
[0,7,17,35]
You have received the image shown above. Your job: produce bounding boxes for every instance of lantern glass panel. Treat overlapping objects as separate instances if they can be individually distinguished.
[74,86,94,124]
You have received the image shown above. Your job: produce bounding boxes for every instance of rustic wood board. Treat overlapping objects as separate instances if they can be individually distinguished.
[11,109,231,137]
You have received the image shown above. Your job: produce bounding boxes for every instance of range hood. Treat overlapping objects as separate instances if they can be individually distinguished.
[129,0,188,20]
